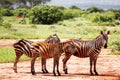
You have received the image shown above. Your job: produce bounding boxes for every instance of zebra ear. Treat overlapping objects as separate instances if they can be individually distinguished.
[100,31,103,35]
[107,30,110,35]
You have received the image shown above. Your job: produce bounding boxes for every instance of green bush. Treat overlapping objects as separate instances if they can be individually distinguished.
[19,18,26,24]
[0,8,13,16]
[29,5,63,24]
[13,8,28,17]
[62,9,81,19]
[0,13,3,25]
[107,9,120,20]
[90,12,115,22]
[111,41,120,54]
[87,6,104,13]
[69,5,81,10]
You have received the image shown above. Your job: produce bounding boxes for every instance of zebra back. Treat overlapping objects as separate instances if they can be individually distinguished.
[64,31,110,58]
[13,39,33,57]
[31,40,74,58]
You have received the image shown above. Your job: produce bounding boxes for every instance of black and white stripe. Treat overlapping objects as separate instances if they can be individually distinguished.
[13,34,60,74]
[30,40,74,76]
[63,31,110,75]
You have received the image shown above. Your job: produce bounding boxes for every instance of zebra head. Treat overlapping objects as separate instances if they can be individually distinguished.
[100,31,110,48]
[63,42,77,55]
[52,34,60,43]
[45,34,60,43]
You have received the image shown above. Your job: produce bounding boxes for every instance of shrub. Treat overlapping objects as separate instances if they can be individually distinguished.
[0,8,13,16]
[90,12,115,22]
[87,6,104,13]
[0,13,3,25]
[107,9,120,20]
[62,9,81,19]
[111,41,120,54]
[19,18,26,24]
[58,6,66,10]
[13,8,28,17]
[29,5,63,24]
[69,5,81,10]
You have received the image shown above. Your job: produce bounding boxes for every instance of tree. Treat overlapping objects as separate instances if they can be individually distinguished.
[69,5,81,10]
[0,0,51,8]
[16,0,51,8]
[87,6,104,13]
[0,0,14,8]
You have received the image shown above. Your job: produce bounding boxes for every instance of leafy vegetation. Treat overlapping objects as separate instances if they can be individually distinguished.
[87,6,104,13]
[0,47,30,63]
[29,5,63,24]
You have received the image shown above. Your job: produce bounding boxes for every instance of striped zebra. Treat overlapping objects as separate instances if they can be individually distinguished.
[44,34,60,43]
[27,40,75,76]
[62,31,110,75]
[13,39,33,73]
[13,34,60,74]
[42,34,60,73]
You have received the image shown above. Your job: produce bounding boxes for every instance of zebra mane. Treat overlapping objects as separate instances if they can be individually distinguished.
[95,34,103,40]
[44,34,60,43]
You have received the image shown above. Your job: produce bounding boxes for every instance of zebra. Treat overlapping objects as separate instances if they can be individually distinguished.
[42,33,60,73]
[27,40,75,76]
[44,34,60,43]
[13,39,33,73]
[62,31,110,75]
[13,34,60,74]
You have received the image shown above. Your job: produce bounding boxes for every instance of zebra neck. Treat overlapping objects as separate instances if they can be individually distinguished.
[94,36,103,50]
[58,41,71,53]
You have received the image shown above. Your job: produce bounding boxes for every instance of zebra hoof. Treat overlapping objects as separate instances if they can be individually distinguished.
[32,71,36,75]
[58,73,61,76]
[54,73,56,76]
[13,69,17,73]
[53,71,56,76]
[95,72,99,75]
[64,69,68,74]
[13,67,17,73]
[90,73,94,76]
[45,70,49,73]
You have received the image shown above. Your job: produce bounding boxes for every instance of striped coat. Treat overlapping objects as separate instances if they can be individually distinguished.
[62,31,110,75]
[13,34,60,74]
[30,40,75,76]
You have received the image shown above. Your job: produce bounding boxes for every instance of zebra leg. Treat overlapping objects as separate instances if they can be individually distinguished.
[62,53,72,74]
[90,58,94,75]
[13,53,23,73]
[53,58,57,76]
[56,58,61,76]
[44,60,49,73]
[94,59,99,75]
[31,57,37,75]
[41,58,49,73]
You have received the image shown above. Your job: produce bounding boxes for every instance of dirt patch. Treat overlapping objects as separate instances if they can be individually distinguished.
[0,55,120,80]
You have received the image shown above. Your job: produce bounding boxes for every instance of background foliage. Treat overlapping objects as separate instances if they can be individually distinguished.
[29,5,63,24]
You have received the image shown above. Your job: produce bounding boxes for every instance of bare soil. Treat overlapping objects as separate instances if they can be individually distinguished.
[0,55,120,80]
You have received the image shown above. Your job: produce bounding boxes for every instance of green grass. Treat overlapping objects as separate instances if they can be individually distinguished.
[0,16,120,63]
[0,17,107,39]
[0,47,30,63]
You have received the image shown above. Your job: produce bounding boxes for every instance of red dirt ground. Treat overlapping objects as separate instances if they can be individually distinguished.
[0,55,120,80]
